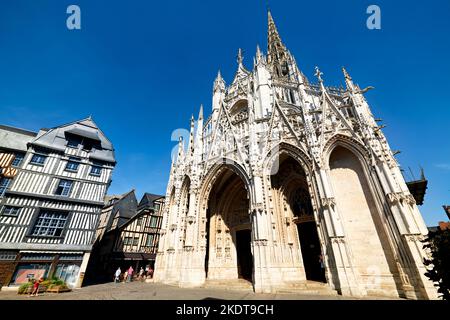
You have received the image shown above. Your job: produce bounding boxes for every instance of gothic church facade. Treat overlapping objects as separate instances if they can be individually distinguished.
[154,11,437,299]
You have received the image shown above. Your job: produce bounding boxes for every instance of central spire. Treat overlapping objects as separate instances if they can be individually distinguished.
[267,10,287,66]
[267,10,291,79]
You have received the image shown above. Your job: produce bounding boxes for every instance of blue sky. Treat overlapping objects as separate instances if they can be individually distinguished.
[0,0,449,226]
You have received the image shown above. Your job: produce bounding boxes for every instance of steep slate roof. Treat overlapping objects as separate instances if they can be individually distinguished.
[0,125,37,152]
[138,193,164,208]
[119,193,165,231]
[31,117,116,163]
[105,189,138,231]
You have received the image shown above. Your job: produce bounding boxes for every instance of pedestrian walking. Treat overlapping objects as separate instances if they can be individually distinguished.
[123,270,128,283]
[139,267,144,281]
[127,266,134,282]
[114,267,121,283]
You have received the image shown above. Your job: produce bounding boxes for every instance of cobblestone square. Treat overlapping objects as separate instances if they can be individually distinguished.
[0,281,399,300]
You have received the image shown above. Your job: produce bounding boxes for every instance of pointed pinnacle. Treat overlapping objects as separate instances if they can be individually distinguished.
[198,104,204,120]
[342,67,352,81]
[237,48,244,65]
[256,45,262,59]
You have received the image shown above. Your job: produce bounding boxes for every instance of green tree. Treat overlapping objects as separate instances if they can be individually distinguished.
[423,228,450,300]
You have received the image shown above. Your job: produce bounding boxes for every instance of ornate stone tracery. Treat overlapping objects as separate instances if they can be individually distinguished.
[153,11,438,300]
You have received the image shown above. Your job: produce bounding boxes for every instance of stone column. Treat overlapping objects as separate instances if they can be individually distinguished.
[374,162,438,299]
[179,191,205,287]
[251,206,273,293]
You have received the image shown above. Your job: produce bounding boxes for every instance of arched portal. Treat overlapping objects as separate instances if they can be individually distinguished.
[329,146,399,295]
[271,154,326,282]
[204,167,252,282]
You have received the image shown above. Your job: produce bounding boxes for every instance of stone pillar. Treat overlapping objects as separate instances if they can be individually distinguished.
[179,191,206,287]
[251,207,273,293]
[375,162,438,299]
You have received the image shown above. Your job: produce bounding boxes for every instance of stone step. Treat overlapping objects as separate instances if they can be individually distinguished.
[275,281,338,295]
[203,279,337,295]
[203,279,253,291]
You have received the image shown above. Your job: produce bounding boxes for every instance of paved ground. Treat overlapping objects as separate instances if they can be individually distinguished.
[0,281,400,300]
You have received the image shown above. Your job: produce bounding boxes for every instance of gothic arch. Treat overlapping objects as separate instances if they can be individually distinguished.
[322,134,371,170]
[263,142,312,176]
[198,158,253,281]
[229,99,248,115]
[199,158,252,212]
[328,145,400,295]
[269,151,327,282]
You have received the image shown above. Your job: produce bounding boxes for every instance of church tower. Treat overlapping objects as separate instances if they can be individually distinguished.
[154,10,437,300]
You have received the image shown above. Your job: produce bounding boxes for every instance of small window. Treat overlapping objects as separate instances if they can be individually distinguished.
[133,237,139,246]
[146,234,154,247]
[90,166,102,176]
[12,153,25,167]
[0,178,11,197]
[82,141,93,151]
[65,157,80,172]
[30,154,47,165]
[67,136,82,148]
[136,217,143,226]
[0,251,17,261]
[1,206,21,217]
[150,216,158,228]
[31,210,68,238]
[55,179,73,197]
[154,203,160,211]
[124,237,132,246]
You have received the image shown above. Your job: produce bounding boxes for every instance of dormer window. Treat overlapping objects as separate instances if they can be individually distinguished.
[67,136,82,148]
[82,141,93,151]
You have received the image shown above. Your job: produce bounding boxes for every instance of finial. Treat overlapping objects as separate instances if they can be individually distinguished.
[256,45,263,60]
[315,66,323,83]
[198,104,204,120]
[237,48,244,66]
[190,114,195,123]
[342,67,352,81]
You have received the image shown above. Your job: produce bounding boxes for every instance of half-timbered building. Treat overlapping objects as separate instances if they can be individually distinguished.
[0,118,115,289]
[85,192,164,283]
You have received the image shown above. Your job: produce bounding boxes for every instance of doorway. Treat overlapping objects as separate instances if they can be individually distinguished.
[297,222,326,282]
[236,229,253,281]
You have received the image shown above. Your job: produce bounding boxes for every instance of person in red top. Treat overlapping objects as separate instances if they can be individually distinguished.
[127,266,133,282]
[30,277,43,297]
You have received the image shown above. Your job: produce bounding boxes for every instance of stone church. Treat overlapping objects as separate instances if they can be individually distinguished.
[154,11,437,299]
